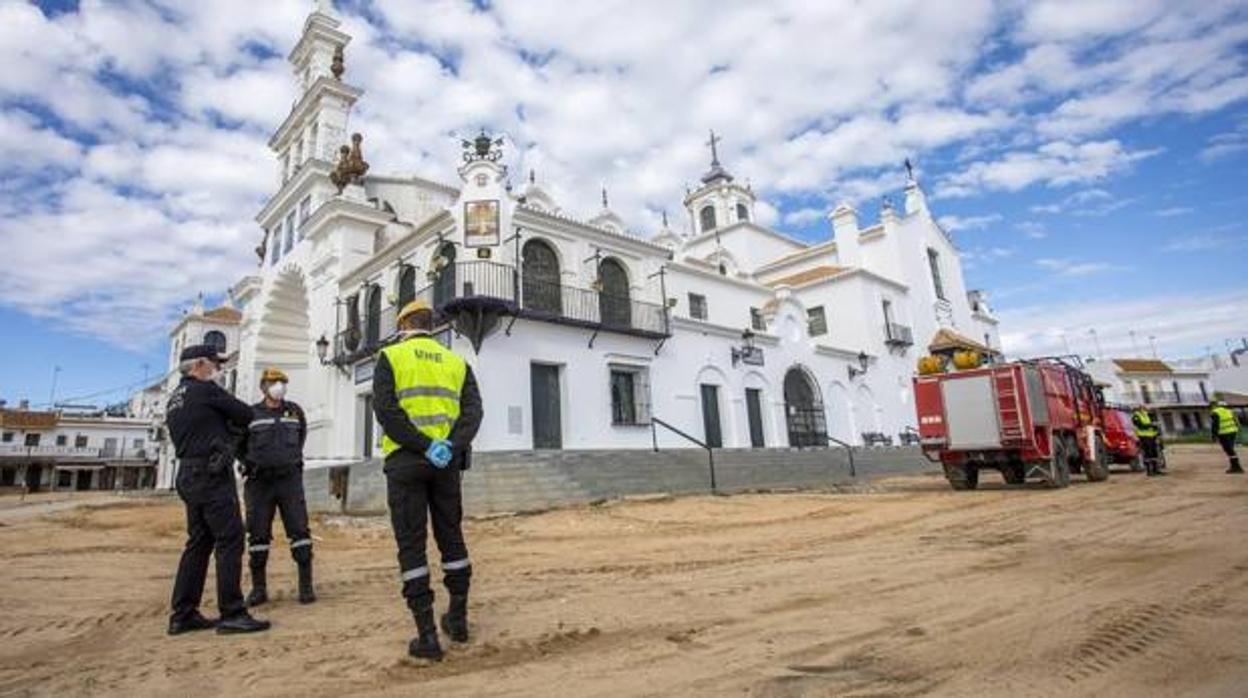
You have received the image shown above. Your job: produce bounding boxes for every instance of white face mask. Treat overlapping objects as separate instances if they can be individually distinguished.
[266,382,287,400]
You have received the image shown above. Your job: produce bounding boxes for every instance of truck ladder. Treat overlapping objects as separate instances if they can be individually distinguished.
[995,369,1025,442]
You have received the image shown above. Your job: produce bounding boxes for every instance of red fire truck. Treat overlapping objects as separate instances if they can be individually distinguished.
[914,357,1111,490]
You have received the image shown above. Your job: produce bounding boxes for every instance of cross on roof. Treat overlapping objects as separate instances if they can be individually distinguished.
[707,130,722,165]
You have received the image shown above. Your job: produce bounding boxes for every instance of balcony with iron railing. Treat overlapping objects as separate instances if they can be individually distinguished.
[1120,390,1210,407]
[1,444,103,460]
[883,322,913,347]
[333,261,671,363]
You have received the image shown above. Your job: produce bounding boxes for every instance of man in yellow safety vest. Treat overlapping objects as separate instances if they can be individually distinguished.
[372,299,483,661]
[1131,405,1163,476]
[1210,400,1242,474]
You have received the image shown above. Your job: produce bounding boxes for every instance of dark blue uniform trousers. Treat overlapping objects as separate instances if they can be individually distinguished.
[171,470,245,621]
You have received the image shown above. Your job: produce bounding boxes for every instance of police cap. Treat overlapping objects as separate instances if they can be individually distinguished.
[179,344,227,364]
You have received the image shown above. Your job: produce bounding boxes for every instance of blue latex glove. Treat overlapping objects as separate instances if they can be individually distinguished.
[425,440,453,469]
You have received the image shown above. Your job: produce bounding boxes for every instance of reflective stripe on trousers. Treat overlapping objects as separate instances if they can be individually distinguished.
[401,566,430,582]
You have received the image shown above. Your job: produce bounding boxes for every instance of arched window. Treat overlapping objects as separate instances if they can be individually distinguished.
[364,284,382,347]
[783,367,827,448]
[598,258,631,328]
[203,330,227,355]
[432,242,457,310]
[736,203,749,222]
[343,294,361,352]
[699,204,717,232]
[522,239,562,314]
[397,264,417,309]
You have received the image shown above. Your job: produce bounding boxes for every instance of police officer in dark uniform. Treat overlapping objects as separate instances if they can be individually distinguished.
[373,299,483,661]
[239,367,316,606]
[166,345,270,635]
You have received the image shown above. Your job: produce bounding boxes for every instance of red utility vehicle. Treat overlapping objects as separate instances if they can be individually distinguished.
[1100,405,1144,472]
[914,357,1112,490]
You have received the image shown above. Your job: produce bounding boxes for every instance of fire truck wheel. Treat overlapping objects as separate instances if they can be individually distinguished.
[1001,463,1026,485]
[945,464,979,491]
[1086,436,1110,482]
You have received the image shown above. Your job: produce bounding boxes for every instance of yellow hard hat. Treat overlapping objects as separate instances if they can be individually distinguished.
[396,298,433,326]
[260,367,289,384]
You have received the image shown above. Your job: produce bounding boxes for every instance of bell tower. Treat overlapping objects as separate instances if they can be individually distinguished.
[683,131,756,236]
[270,0,362,187]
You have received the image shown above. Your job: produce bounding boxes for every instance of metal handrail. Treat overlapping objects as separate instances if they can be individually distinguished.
[650,416,717,493]
[825,435,856,477]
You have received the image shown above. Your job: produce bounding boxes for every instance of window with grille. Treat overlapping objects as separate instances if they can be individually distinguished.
[284,211,296,253]
[736,203,749,221]
[610,365,651,426]
[75,435,88,448]
[689,293,707,320]
[807,306,827,336]
[56,435,67,446]
[750,307,765,331]
[2,432,13,443]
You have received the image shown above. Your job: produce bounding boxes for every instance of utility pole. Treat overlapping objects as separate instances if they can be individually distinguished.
[1087,328,1103,359]
[1129,330,1140,356]
[1148,335,1159,358]
[48,366,61,409]
[1059,330,1072,355]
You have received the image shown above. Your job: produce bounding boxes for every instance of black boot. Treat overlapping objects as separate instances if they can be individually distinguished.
[247,559,268,607]
[216,611,271,634]
[1229,457,1244,474]
[168,611,216,636]
[408,601,443,661]
[441,594,469,643]
[297,560,316,604]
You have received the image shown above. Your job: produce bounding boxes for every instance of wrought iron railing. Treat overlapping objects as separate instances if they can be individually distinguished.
[1120,390,1209,406]
[884,322,914,347]
[332,261,670,363]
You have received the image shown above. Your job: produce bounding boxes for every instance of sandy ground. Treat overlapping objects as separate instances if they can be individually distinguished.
[0,444,1245,697]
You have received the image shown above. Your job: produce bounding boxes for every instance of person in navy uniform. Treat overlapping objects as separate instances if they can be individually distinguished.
[239,368,316,606]
[165,345,270,635]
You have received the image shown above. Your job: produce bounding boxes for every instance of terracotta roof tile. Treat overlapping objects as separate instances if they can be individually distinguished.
[1112,358,1172,373]
[202,306,242,323]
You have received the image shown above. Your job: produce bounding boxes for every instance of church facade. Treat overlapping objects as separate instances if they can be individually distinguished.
[158,5,1000,487]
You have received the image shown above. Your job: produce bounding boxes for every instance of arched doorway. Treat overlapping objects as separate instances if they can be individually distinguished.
[522,239,562,314]
[433,242,457,310]
[598,257,631,327]
[784,367,827,447]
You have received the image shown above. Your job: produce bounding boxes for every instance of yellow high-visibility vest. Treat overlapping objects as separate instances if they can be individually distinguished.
[379,335,467,457]
[1132,410,1158,438]
[1212,405,1240,436]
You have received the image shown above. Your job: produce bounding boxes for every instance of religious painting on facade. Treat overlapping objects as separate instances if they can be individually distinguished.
[464,199,500,247]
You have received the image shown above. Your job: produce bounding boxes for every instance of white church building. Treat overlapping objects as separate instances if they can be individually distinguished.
[158,5,1000,488]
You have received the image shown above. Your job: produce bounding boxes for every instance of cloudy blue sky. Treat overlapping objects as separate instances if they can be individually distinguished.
[1,0,1246,408]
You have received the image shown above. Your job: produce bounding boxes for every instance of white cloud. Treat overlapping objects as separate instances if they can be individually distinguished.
[999,288,1248,360]
[1030,188,1135,216]
[1164,234,1248,252]
[1154,206,1193,217]
[938,213,1003,232]
[938,140,1159,198]
[782,207,826,227]
[1035,257,1119,277]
